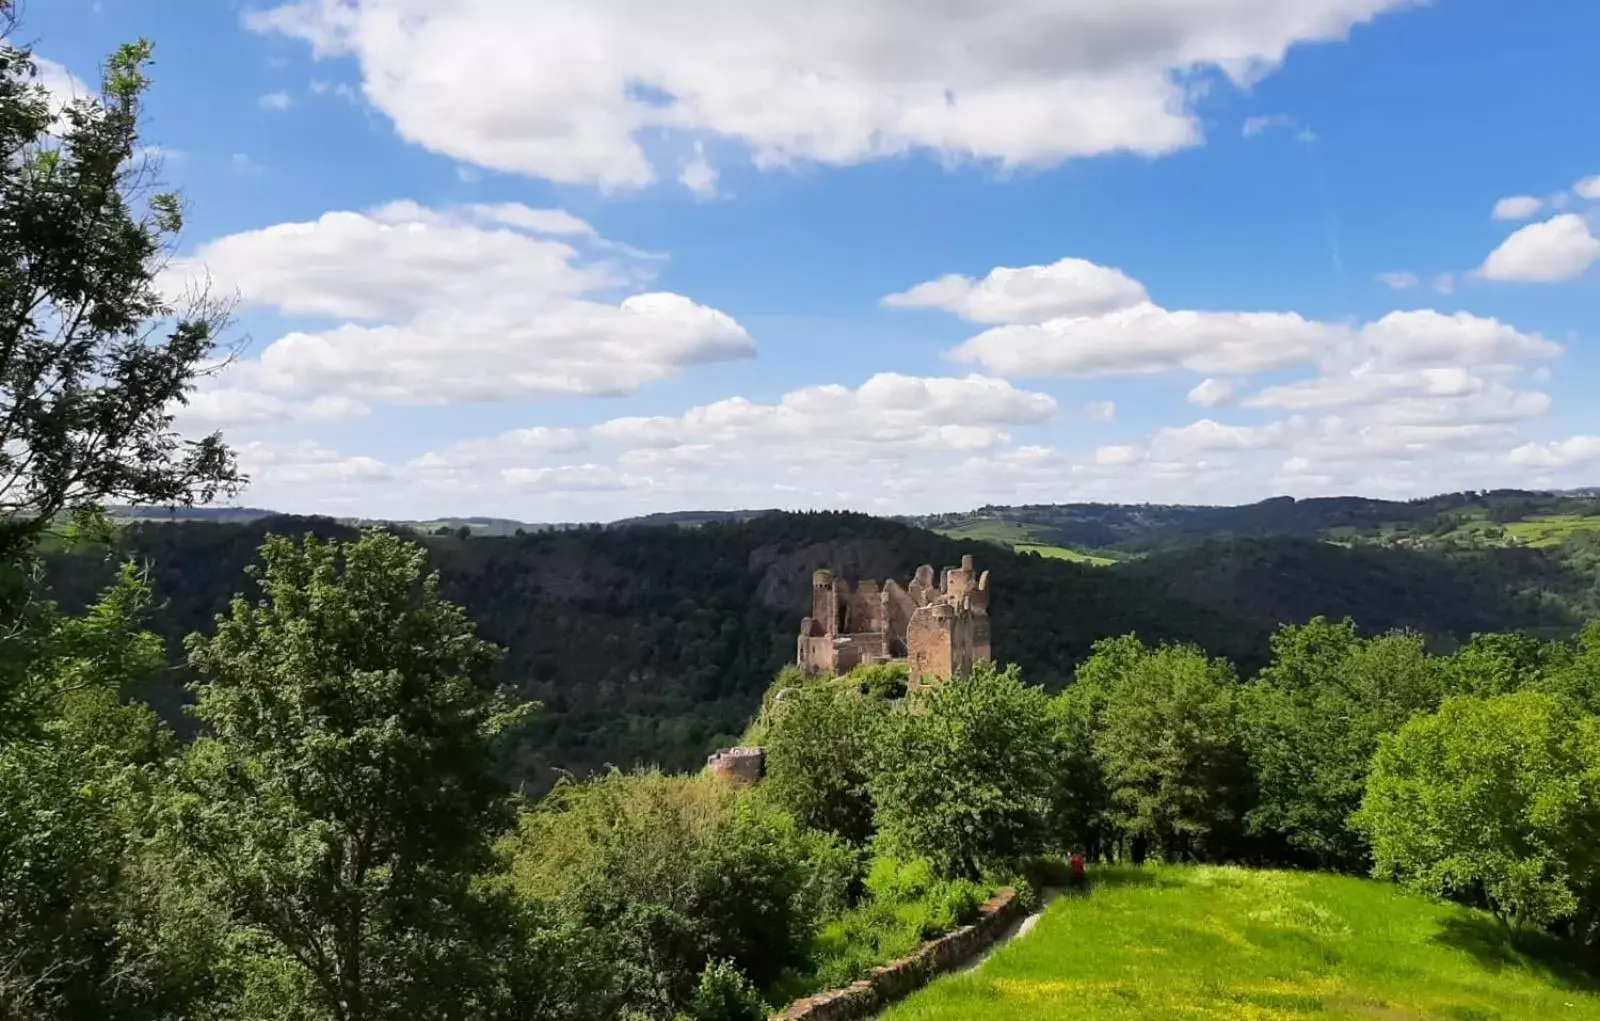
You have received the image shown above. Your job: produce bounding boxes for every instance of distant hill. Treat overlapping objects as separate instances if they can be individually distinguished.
[607,509,778,528]
[908,490,1600,559]
[107,505,279,523]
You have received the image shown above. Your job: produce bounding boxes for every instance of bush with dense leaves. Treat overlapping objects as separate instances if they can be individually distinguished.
[799,855,986,994]
[1241,618,1447,871]
[505,770,855,1019]
[760,674,891,845]
[1355,692,1600,936]
[871,662,1055,880]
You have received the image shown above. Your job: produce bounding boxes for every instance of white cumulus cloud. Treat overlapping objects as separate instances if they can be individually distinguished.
[1491,195,1543,221]
[1510,436,1600,470]
[883,257,1148,323]
[1187,378,1236,407]
[164,201,753,421]
[596,372,1057,463]
[1479,213,1600,283]
[1083,400,1116,423]
[243,0,1416,188]
[949,300,1337,378]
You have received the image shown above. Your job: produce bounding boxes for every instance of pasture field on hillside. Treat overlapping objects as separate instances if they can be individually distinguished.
[1013,542,1117,566]
[933,518,1118,565]
[933,518,1055,546]
[1503,514,1600,548]
[885,866,1600,1020]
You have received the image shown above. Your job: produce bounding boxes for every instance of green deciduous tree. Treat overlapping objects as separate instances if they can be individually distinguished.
[0,566,214,1019]
[1540,621,1600,714]
[1044,681,1110,860]
[1355,692,1600,933]
[164,530,536,1021]
[1241,618,1447,871]
[1442,630,1570,698]
[1075,635,1251,863]
[0,17,238,564]
[761,679,889,845]
[870,662,1055,880]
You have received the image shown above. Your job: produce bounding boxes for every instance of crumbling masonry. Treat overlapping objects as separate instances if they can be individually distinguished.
[796,555,991,684]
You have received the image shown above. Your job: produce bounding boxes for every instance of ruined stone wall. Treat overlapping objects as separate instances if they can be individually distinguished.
[797,633,838,674]
[944,554,975,604]
[882,580,916,657]
[906,606,954,684]
[811,571,841,637]
[971,615,992,665]
[798,558,991,683]
[707,747,765,788]
[951,613,975,677]
[846,579,886,636]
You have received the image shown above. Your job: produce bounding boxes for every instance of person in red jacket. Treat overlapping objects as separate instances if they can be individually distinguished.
[1069,852,1087,890]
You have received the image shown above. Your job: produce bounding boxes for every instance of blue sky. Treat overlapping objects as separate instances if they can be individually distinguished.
[28,0,1600,521]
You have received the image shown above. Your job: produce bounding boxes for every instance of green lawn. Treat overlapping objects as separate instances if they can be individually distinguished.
[884,866,1600,1020]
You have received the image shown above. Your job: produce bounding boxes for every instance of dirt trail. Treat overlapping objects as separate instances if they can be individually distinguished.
[950,886,1062,975]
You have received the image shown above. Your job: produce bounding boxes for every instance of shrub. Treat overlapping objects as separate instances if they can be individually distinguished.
[676,960,766,1021]
[801,854,987,992]
[505,771,854,1018]
[762,680,889,844]
[850,661,909,701]
[1356,692,1600,933]
[871,662,1055,880]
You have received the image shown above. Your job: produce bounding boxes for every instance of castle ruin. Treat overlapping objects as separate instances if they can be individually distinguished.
[796,555,991,684]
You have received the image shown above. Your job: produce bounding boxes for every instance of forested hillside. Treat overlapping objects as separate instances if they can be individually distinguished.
[913,489,1600,558]
[41,507,1600,792]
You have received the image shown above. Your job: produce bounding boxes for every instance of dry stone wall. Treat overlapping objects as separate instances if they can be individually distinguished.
[770,889,1021,1021]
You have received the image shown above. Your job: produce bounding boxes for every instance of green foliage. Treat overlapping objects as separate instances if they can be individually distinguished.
[850,660,909,700]
[1073,636,1251,863]
[871,662,1056,880]
[675,960,766,1021]
[1443,629,1571,697]
[1356,692,1600,932]
[0,566,206,1018]
[761,680,889,844]
[1241,618,1447,871]
[164,530,535,1021]
[797,855,986,996]
[1043,683,1109,859]
[505,770,853,1019]
[0,24,239,562]
[1539,620,1600,713]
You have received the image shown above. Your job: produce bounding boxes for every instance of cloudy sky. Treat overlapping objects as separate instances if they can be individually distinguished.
[32,0,1600,521]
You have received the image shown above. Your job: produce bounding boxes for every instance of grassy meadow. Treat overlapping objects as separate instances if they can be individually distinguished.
[884,866,1600,1020]
[1502,515,1600,548]
[933,518,1118,566]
